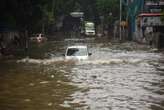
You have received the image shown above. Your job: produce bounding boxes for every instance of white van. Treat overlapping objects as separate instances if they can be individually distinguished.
[85,22,95,36]
[65,45,91,60]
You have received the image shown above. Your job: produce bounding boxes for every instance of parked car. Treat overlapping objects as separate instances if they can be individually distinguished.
[30,33,47,43]
[65,45,92,60]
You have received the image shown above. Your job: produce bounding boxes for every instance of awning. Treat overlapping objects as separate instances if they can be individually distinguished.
[138,13,163,17]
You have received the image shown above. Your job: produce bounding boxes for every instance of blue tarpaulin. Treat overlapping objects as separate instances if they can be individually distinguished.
[126,0,144,39]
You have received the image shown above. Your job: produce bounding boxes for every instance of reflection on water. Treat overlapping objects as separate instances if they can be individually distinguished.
[0,39,164,110]
[0,61,77,110]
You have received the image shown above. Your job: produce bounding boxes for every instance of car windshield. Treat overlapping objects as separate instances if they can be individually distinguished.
[66,48,88,56]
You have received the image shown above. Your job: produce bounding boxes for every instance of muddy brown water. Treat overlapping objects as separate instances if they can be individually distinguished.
[0,38,164,110]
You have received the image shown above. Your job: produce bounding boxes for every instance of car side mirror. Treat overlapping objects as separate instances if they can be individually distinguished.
[89,53,92,56]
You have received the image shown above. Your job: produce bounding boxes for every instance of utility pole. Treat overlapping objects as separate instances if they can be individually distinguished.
[120,0,122,41]
[126,0,129,40]
[126,0,129,21]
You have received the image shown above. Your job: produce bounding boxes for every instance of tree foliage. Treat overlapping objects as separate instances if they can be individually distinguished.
[96,0,119,24]
[0,0,120,33]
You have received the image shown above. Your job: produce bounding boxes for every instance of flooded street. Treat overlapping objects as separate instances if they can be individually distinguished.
[0,38,164,110]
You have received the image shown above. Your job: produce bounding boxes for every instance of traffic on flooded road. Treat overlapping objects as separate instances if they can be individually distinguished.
[0,38,164,110]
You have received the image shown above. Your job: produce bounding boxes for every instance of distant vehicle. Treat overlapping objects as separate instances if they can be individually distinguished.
[30,33,47,43]
[84,21,95,36]
[65,45,91,60]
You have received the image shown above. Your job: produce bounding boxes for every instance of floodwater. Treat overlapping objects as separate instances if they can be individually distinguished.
[0,38,164,110]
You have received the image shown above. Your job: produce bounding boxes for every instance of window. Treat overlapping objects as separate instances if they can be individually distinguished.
[66,48,88,56]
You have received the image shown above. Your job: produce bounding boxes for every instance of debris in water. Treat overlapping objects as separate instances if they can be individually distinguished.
[24,99,31,102]
[29,83,35,86]
[39,81,50,84]
[51,75,55,78]
[48,102,53,106]
[60,101,71,108]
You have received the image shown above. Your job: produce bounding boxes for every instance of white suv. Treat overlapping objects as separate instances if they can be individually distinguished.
[65,45,91,60]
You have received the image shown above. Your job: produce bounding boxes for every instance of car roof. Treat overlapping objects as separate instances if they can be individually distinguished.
[67,45,87,49]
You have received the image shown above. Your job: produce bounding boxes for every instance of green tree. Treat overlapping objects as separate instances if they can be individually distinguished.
[0,0,121,33]
[96,0,119,24]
